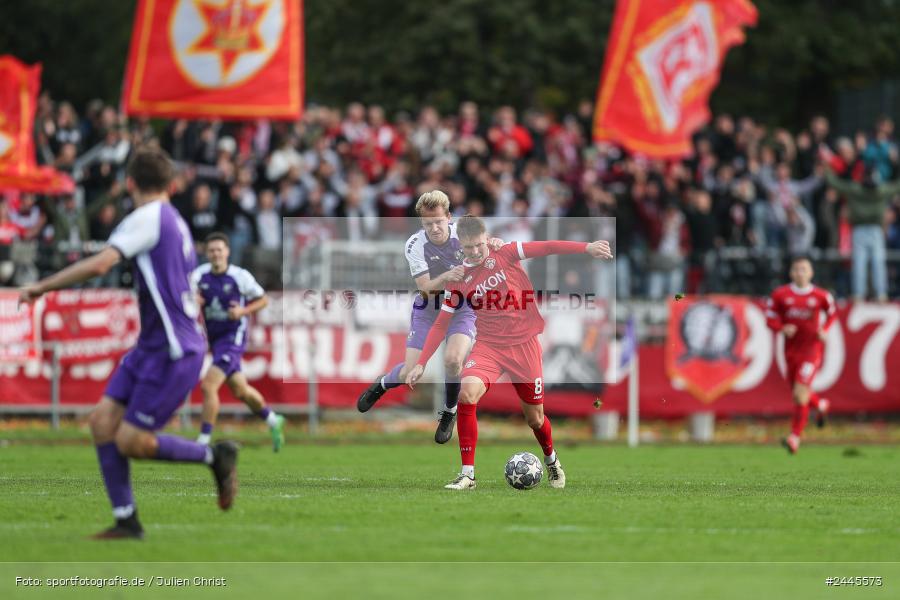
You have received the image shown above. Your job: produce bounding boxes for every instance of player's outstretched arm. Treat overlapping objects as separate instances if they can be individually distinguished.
[18,247,121,306]
[517,240,613,260]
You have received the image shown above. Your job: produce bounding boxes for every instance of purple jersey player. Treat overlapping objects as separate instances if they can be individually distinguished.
[356,190,502,444]
[191,232,283,451]
[18,149,238,540]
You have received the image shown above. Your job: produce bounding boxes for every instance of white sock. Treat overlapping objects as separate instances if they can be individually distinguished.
[112,505,134,520]
[266,411,280,428]
[443,404,458,414]
[544,450,557,465]
[197,433,211,446]
[461,465,475,478]
[204,447,214,465]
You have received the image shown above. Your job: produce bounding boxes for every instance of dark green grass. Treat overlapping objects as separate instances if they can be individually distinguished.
[2,441,899,599]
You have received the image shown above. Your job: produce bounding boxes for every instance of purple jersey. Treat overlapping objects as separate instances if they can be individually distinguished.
[404,222,472,320]
[107,200,205,359]
[191,264,264,348]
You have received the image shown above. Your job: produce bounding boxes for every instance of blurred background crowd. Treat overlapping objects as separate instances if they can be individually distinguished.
[2,94,899,300]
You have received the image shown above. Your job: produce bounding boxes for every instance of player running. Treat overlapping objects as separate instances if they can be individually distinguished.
[406,214,613,489]
[356,190,502,444]
[191,232,285,451]
[18,148,238,539]
[765,256,836,455]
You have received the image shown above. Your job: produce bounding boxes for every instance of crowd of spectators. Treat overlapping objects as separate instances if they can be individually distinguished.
[2,91,899,300]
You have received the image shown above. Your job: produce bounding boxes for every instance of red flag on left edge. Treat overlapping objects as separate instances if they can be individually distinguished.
[0,56,75,195]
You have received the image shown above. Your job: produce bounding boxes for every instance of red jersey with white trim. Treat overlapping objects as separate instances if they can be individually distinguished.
[444,242,544,346]
[415,240,589,368]
[765,284,836,358]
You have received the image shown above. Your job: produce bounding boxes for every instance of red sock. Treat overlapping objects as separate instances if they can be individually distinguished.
[808,392,820,410]
[532,414,554,457]
[457,403,478,467]
[791,403,810,437]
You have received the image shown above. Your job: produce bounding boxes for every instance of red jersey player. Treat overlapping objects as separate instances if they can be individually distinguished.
[765,256,837,454]
[406,215,613,489]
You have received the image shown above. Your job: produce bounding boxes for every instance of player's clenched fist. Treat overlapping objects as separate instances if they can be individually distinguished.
[586,240,613,259]
[443,266,465,283]
[406,364,425,388]
[782,324,798,338]
[17,285,43,307]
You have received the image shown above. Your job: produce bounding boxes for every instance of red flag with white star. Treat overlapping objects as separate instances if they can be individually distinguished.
[123,0,303,120]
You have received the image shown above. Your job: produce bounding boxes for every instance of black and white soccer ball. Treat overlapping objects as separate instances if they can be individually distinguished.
[504,452,543,490]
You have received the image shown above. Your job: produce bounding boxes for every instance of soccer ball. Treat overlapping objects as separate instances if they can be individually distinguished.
[504,452,543,490]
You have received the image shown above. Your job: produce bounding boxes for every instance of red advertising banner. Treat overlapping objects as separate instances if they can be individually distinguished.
[0,290,40,362]
[0,56,75,194]
[123,0,304,120]
[1,292,898,417]
[593,0,757,157]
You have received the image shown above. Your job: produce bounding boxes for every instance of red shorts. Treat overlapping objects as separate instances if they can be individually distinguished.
[462,336,544,404]
[786,353,822,386]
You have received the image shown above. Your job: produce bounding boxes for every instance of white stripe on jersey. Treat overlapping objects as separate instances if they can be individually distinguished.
[136,253,184,360]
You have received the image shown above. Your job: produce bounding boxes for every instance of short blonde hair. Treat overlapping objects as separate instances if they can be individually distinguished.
[415,190,450,216]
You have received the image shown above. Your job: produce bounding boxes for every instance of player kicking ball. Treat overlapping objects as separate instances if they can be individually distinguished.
[765,256,836,455]
[356,190,502,444]
[191,233,284,451]
[406,215,613,489]
[18,148,237,539]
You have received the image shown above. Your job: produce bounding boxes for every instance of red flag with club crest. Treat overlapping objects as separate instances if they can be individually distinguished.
[0,56,75,194]
[123,0,304,120]
[593,0,757,157]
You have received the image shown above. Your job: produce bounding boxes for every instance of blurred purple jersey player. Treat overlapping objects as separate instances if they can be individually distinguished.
[191,232,284,451]
[356,190,502,444]
[18,148,239,540]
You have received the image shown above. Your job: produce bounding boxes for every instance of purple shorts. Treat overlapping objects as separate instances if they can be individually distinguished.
[406,306,477,350]
[210,339,245,378]
[105,348,204,431]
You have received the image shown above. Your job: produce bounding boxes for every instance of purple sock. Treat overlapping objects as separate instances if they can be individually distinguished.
[200,422,213,435]
[96,442,134,516]
[382,362,405,390]
[258,407,271,420]
[155,435,209,463]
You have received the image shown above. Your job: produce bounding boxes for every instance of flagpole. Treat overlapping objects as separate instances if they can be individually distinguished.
[627,327,639,448]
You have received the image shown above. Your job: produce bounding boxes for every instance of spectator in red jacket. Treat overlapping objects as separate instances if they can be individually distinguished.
[487,106,533,159]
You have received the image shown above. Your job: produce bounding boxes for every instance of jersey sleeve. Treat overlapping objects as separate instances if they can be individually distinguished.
[405,234,429,279]
[234,267,266,300]
[107,203,161,259]
[440,281,464,314]
[189,267,203,291]
[765,293,784,332]
[821,290,837,330]
[516,240,589,260]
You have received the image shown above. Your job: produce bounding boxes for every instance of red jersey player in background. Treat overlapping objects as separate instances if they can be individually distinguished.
[406,215,613,490]
[765,256,837,455]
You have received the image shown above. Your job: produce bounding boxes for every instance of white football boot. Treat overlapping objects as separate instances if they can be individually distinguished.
[444,473,477,490]
[546,458,566,489]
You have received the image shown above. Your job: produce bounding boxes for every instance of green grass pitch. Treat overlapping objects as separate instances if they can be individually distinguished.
[2,440,899,599]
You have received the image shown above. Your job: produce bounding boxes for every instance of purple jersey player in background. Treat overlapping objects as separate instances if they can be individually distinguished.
[356,190,502,444]
[192,232,284,451]
[18,148,239,540]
